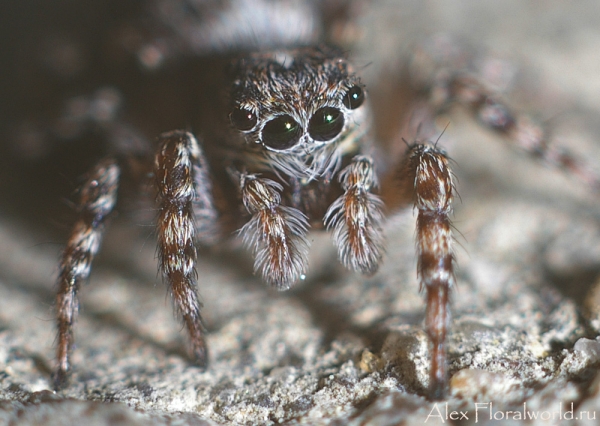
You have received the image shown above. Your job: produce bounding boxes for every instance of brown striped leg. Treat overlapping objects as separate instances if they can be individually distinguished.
[436,74,600,189]
[239,174,310,290]
[400,143,455,400]
[155,131,217,367]
[54,158,120,390]
[324,155,385,275]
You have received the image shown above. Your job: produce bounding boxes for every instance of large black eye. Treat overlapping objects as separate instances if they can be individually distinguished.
[262,115,302,150]
[308,107,344,141]
[230,107,257,131]
[343,85,364,110]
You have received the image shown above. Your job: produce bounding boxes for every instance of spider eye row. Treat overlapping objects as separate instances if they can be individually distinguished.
[230,85,364,150]
[343,84,364,110]
[262,115,301,150]
[230,107,257,131]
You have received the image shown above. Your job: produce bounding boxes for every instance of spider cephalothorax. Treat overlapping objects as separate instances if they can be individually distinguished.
[229,46,369,181]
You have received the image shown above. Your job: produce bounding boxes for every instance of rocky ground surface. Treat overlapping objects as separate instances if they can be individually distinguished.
[2,1,600,425]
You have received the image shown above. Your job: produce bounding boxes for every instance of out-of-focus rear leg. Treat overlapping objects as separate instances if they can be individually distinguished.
[412,36,600,190]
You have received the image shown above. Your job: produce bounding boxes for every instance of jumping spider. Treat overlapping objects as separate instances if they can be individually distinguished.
[51,1,600,400]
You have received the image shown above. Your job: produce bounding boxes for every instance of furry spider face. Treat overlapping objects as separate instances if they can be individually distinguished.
[229,46,369,180]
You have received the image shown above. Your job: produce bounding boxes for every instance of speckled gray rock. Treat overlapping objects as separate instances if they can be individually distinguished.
[2,1,600,425]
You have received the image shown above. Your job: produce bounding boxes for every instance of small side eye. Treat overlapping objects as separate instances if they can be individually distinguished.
[343,85,365,110]
[309,107,344,141]
[230,107,258,131]
[262,115,302,150]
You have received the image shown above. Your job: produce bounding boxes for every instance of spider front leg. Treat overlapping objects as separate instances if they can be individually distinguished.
[239,174,310,290]
[55,158,120,390]
[155,130,219,368]
[400,142,455,400]
[324,156,385,275]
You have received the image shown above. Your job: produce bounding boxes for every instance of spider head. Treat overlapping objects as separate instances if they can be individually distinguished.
[229,46,368,180]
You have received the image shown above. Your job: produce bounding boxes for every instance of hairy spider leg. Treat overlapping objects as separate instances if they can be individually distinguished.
[324,155,385,275]
[400,143,455,400]
[55,158,120,390]
[239,174,310,290]
[155,130,220,367]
